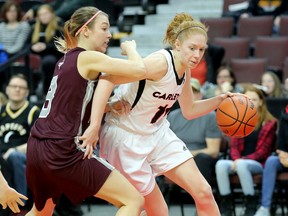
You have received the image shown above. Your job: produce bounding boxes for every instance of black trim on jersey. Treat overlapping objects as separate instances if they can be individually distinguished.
[165,48,185,85]
[131,79,146,110]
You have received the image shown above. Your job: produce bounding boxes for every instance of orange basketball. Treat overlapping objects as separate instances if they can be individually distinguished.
[216,95,258,138]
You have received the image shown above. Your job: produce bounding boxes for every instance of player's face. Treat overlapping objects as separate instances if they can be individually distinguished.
[177,34,207,69]
[245,90,262,110]
[89,15,112,53]
[6,78,29,103]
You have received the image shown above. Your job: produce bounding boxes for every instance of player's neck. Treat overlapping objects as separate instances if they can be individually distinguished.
[171,50,187,77]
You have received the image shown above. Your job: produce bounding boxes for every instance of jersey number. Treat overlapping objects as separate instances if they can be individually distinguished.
[39,76,58,118]
[150,104,171,124]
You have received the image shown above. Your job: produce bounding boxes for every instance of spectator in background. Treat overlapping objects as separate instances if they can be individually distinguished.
[223,0,288,23]
[0,1,31,57]
[215,85,277,216]
[0,1,31,92]
[241,0,288,17]
[0,74,40,215]
[190,44,225,85]
[201,65,243,99]
[254,104,288,216]
[23,0,123,23]
[168,78,222,186]
[23,0,96,22]
[260,71,283,98]
[29,4,64,97]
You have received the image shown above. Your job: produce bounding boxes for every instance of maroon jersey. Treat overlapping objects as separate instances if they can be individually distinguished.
[26,47,112,211]
[31,47,96,140]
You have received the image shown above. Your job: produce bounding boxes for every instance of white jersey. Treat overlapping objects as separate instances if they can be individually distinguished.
[105,49,186,135]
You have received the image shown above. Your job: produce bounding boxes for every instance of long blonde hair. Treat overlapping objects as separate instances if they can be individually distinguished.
[163,13,208,48]
[55,7,108,53]
[32,4,63,44]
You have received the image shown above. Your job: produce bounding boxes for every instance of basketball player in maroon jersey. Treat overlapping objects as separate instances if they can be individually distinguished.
[25,7,146,216]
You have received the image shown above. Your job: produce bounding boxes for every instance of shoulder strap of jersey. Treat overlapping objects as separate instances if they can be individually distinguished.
[131,79,146,110]
[165,48,185,85]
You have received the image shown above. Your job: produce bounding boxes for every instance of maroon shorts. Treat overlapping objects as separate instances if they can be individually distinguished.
[26,136,113,211]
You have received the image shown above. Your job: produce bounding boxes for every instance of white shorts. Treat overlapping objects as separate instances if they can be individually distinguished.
[99,122,192,196]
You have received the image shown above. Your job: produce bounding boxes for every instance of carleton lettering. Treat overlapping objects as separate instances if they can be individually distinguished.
[152,92,180,100]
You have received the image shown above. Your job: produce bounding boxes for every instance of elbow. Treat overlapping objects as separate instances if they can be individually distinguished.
[181,108,193,120]
[180,103,198,120]
[182,112,196,121]
[183,114,192,120]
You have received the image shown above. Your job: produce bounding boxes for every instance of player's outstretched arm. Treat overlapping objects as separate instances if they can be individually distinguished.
[0,172,28,213]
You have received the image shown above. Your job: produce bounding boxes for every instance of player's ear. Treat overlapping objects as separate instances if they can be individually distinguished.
[83,26,89,37]
[175,39,181,51]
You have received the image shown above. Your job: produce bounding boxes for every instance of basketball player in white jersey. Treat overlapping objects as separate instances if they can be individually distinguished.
[99,13,242,216]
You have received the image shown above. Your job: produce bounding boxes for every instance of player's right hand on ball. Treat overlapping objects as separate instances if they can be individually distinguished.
[121,40,137,56]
